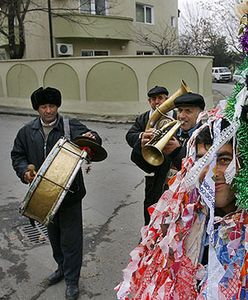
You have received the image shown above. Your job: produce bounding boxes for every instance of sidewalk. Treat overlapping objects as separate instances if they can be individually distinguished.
[0,90,223,300]
[0,90,222,124]
[0,105,136,124]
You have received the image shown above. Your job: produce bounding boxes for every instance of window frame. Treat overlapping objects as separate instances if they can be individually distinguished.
[136,3,154,24]
[136,51,155,55]
[79,0,108,15]
[170,16,176,28]
[81,49,110,56]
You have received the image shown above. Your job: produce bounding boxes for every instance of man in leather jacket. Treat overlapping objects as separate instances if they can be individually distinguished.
[11,87,102,300]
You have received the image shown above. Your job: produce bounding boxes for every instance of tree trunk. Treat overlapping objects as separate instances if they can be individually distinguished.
[7,0,25,59]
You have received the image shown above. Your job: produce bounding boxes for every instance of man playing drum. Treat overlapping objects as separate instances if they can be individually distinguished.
[11,87,102,300]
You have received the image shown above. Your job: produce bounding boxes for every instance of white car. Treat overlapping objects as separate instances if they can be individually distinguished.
[233,69,248,84]
[212,67,232,82]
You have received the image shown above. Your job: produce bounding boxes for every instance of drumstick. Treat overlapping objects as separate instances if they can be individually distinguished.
[27,164,36,177]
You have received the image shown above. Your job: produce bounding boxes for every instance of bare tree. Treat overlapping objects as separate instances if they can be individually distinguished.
[179,0,241,55]
[199,0,241,53]
[0,0,31,59]
[179,18,216,55]
[133,23,178,55]
[178,0,243,67]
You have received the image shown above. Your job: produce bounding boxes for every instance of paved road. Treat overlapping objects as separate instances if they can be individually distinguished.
[0,114,144,300]
[0,84,234,299]
[212,82,235,104]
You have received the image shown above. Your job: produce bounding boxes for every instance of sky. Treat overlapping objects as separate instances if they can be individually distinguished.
[178,0,193,10]
[178,0,217,10]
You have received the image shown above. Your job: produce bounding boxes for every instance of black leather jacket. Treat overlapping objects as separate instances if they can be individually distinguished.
[11,114,102,207]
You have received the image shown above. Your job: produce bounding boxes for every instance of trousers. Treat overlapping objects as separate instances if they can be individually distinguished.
[47,200,83,285]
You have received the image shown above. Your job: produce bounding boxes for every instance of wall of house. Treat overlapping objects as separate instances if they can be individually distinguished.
[66,38,130,56]
[22,0,179,59]
[129,0,179,55]
[0,55,213,116]
[24,0,51,59]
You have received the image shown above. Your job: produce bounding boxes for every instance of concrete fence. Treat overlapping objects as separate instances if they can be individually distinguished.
[0,55,213,116]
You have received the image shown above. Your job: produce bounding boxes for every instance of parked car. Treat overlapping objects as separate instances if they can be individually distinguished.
[212,67,232,82]
[233,68,248,84]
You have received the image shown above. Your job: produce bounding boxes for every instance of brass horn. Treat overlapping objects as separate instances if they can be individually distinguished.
[141,80,191,166]
[146,80,191,130]
[142,120,182,166]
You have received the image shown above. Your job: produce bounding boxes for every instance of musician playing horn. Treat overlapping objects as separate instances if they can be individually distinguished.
[126,90,205,225]
[11,87,103,300]
[163,92,205,169]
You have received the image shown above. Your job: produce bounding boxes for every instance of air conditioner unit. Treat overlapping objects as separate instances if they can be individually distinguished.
[57,43,73,56]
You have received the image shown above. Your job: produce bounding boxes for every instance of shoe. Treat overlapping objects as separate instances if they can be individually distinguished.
[47,268,64,285]
[65,285,79,300]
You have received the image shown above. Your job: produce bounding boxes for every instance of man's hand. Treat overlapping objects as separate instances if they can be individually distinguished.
[24,164,36,184]
[162,137,181,155]
[141,128,155,148]
[82,131,96,140]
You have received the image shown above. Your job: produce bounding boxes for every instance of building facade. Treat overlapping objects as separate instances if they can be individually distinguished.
[0,0,178,59]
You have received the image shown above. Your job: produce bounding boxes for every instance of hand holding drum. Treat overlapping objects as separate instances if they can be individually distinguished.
[24,164,36,184]
[82,131,96,140]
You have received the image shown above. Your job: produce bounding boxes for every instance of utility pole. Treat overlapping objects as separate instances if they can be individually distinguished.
[47,0,54,58]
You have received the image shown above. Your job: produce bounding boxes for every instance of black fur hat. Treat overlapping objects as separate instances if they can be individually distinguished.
[31,87,61,110]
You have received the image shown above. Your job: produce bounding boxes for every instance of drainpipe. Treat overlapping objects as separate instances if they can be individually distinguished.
[47,0,54,58]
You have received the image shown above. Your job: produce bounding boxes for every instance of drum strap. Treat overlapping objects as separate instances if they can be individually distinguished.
[63,117,71,140]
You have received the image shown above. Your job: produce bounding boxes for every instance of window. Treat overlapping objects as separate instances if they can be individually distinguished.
[136,51,154,55]
[94,50,109,56]
[81,50,94,56]
[80,0,91,13]
[81,50,110,56]
[171,16,176,27]
[136,3,153,24]
[95,0,106,15]
[79,0,107,15]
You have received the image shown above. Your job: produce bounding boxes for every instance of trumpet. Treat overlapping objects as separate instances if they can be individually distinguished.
[142,120,183,166]
[146,80,191,130]
[142,80,191,166]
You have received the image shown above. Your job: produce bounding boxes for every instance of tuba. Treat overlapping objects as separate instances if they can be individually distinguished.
[142,80,191,166]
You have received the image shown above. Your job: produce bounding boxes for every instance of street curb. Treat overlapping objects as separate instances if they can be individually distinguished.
[0,91,222,124]
[0,106,136,124]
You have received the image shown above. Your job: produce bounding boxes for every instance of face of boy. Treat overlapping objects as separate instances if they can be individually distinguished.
[197,143,236,214]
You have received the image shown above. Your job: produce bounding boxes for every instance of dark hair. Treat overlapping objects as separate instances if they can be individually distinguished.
[195,118,232,146]
[195,126,212,146]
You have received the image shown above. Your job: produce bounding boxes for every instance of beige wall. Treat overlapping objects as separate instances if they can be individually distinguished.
[0,55,213,116]
[21,0,178,59]
[57,38,131,56]
[131,0,178,54]
[24,0,51,59]
[108,0,133,18]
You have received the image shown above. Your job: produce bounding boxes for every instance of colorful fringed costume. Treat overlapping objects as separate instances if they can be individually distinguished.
[116,97,248,299]
[116,2,248,298]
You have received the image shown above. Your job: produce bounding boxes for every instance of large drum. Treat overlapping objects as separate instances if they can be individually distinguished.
[20,137,101,225]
